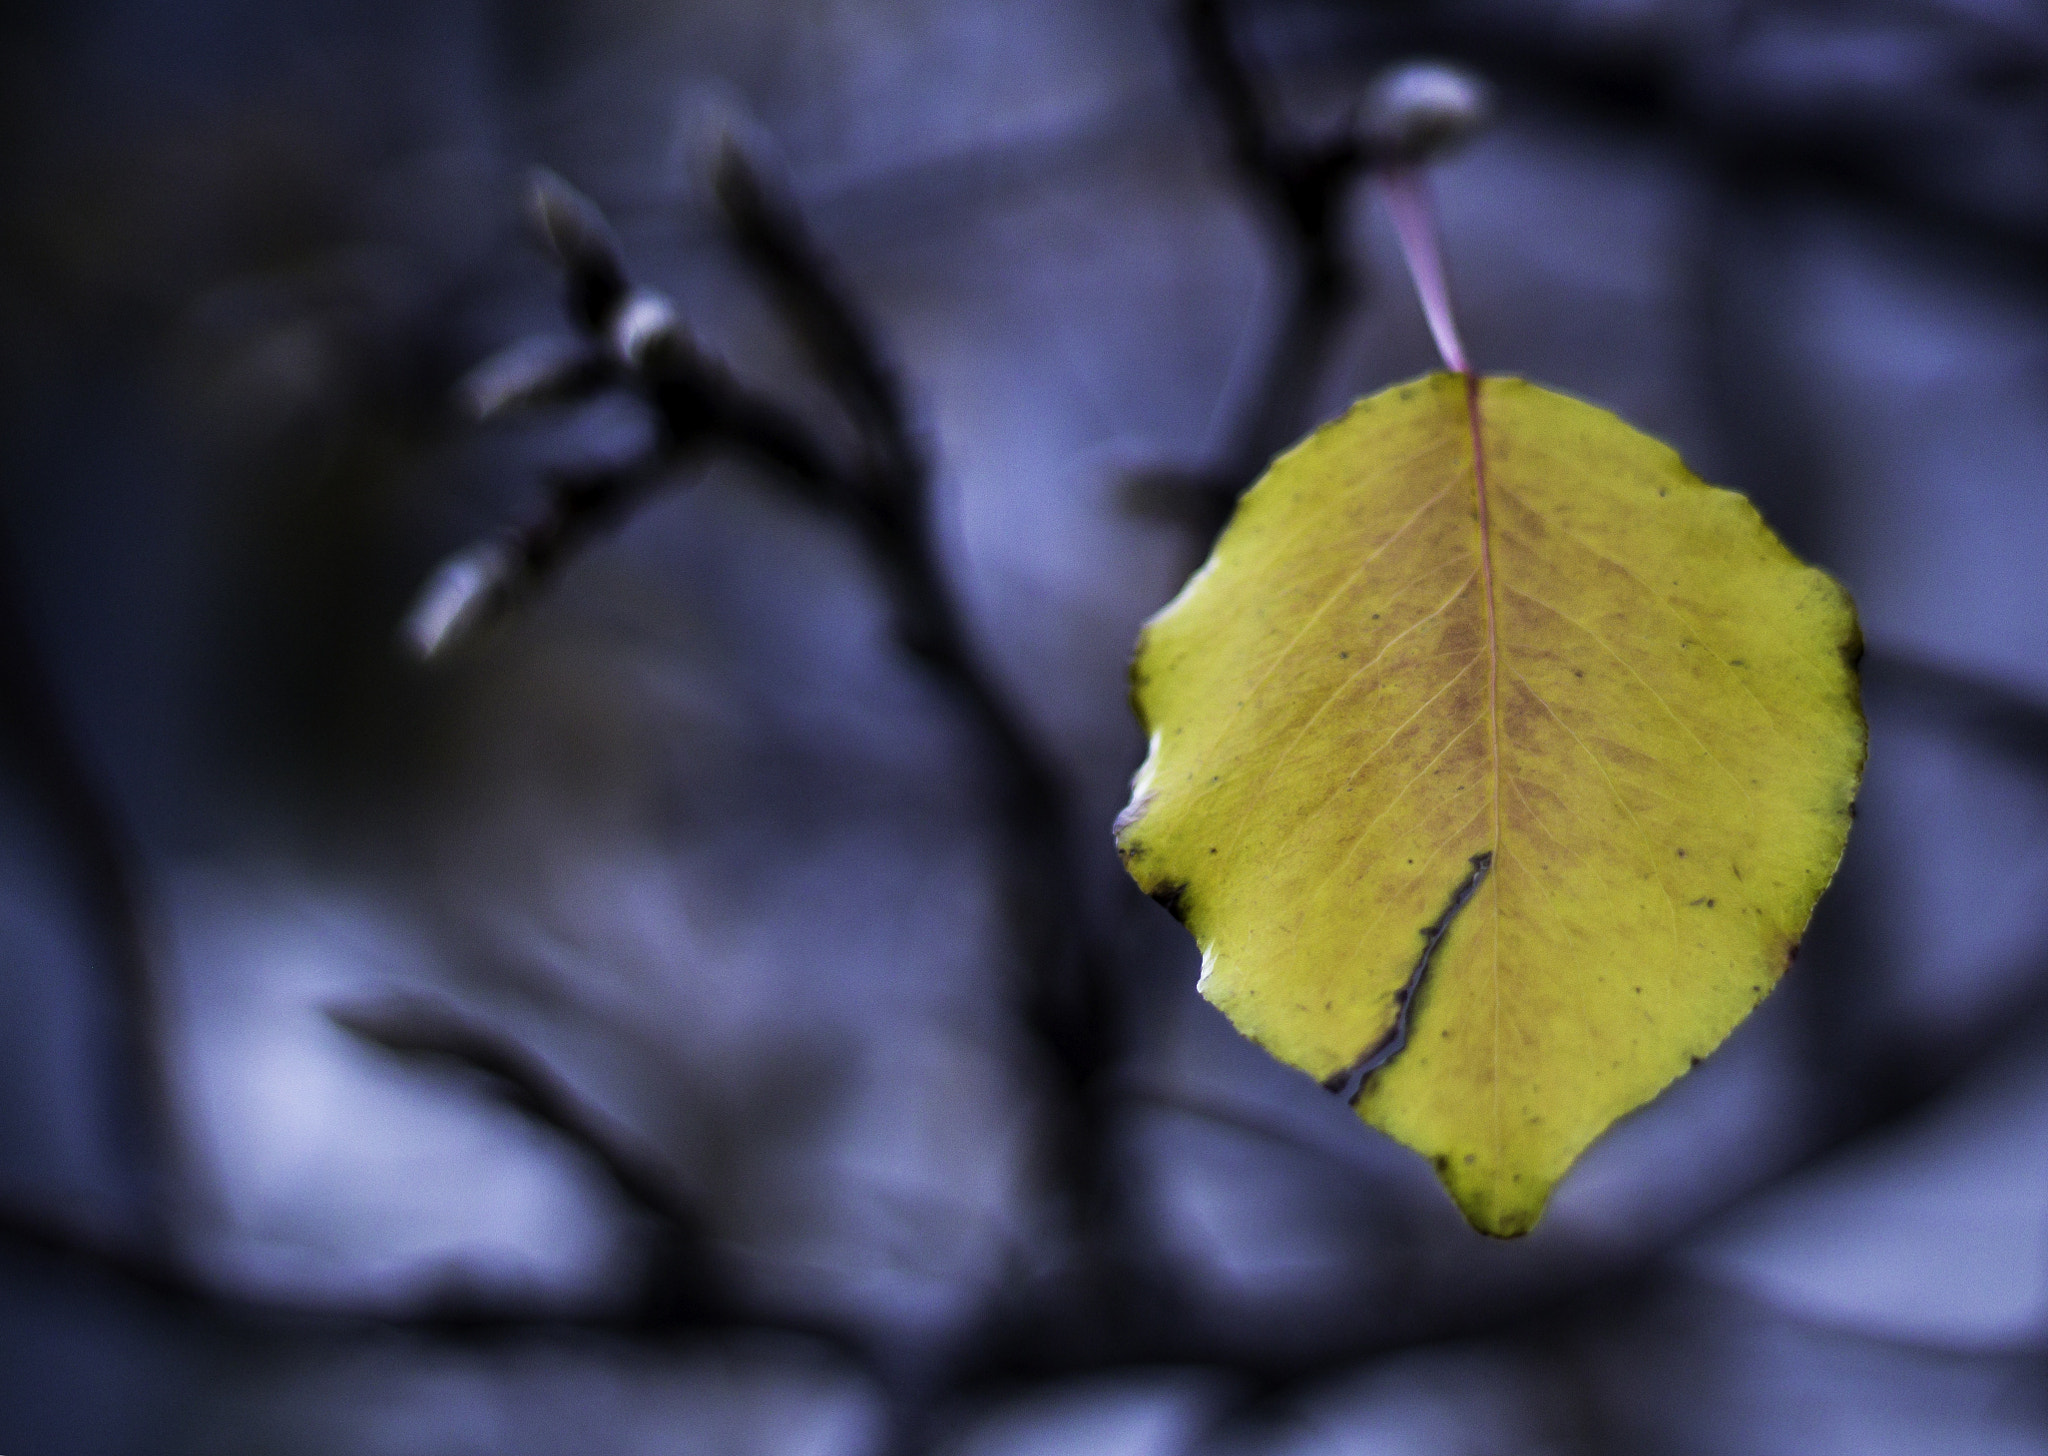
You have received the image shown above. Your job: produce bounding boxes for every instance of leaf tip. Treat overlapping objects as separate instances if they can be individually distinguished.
[1438,1156,1551,1239]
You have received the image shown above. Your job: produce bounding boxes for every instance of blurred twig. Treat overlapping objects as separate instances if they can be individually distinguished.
[1134,0,1377,538]
[410,154,1137,1412]
[328,994,730,1325]
[712,147,919,491]
[458,154,1118,1076]
[707,141,1128,1210]
[1863,647,2048,767]
[1139,4,1489,540]
[405,173,847,659]
[0,514,172,1246]
[0,1201,210,1306]
[1804,652,2048,1133]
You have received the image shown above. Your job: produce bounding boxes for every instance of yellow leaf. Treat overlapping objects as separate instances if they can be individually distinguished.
[1116,373,1864,1237]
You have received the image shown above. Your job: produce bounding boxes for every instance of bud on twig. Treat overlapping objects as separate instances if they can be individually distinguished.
[609,289,682,368]
[403,540,515,659]
[528,168,629,332]
[1358,62,1492,167]
[459,334,610,420]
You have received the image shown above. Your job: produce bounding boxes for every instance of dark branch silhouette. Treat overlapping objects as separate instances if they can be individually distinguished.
[328,994,729,1324]
[0,515,173,1248]
[1138,5,1490,541]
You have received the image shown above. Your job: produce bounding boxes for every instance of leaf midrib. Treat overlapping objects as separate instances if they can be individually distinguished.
[1463,373,1506,1193]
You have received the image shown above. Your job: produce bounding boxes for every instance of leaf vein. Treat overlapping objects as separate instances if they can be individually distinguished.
[1215,480,1461,745]
[1219,571,1481,860]
[1506,666,1681,950]
[1504,584,1757,809]
[1495,485,1792,738]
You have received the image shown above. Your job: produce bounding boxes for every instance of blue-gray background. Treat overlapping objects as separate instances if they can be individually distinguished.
[4,1,2048,1451]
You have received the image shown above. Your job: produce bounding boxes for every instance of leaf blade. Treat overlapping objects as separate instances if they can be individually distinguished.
[1119,373,1863,1236]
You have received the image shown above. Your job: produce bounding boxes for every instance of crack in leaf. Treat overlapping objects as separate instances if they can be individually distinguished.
[1321,849,1493,1104]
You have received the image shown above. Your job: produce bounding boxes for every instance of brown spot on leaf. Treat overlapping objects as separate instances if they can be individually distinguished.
[1148,880,1192,924]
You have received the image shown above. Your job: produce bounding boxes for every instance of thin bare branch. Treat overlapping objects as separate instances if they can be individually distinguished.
[418,160,1125,1160]
[705,136,1130,1230]
[329,993,732,1323]
[713,138,921,491]
[1156,7,1494,537]
[1160,0,1379,534]
[330,998,705,1244]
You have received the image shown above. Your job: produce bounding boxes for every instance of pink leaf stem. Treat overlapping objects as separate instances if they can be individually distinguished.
[1378,165,1469,376]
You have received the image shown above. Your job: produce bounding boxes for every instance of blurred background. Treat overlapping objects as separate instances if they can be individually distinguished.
[5,0,2048,1450]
